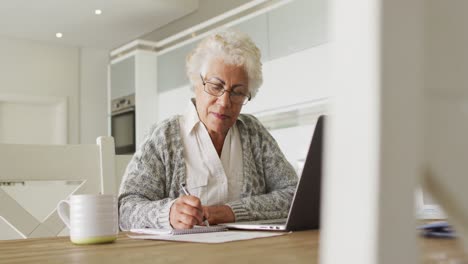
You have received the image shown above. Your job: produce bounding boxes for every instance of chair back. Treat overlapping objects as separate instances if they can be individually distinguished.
[0,137,117,238]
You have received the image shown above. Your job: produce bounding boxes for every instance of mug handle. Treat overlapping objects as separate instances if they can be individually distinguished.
[57,200,71,229]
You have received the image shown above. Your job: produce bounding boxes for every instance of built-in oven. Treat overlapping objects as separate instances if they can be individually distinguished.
[111,94,135,154]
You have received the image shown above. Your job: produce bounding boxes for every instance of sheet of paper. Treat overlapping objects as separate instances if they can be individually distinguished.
[128,230,289,243]
[130,226,227,235]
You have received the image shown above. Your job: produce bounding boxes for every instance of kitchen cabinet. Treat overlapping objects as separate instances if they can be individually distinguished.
[231,13,270,62]
[157,42,197,93]
[110,50,158,147]
[268,0,327,60]
[110,57,135,100]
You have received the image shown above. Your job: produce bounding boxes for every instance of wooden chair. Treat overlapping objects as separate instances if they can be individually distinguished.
[0,137,125,238]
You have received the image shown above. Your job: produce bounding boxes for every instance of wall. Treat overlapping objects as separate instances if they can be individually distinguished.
[79,47,109,144]
[0,36,80,143]
[134,51,158,145]
[0,37,109,144]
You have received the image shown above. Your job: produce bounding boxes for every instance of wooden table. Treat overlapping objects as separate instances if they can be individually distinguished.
[0,230,466,264]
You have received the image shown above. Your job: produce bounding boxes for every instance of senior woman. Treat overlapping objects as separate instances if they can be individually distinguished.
[118,29,298,230]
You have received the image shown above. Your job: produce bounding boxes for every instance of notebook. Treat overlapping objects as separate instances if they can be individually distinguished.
[219,115,325,231]
[418,221,456,238]
[130,225,227,236]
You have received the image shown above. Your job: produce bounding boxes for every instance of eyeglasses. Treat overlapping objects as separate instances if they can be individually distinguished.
[200,74,251,105]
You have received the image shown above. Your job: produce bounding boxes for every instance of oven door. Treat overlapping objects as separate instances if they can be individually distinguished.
[111,108,135,154]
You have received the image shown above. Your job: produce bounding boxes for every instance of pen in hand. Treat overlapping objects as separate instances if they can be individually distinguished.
[180,183,210,227]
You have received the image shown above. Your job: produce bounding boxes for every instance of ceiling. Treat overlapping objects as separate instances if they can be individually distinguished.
[0,0,199,50]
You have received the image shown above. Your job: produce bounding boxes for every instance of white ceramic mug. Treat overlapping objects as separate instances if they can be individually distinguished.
[57,194,118,245]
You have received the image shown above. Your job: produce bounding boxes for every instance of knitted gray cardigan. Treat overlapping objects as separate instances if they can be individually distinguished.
[118,113,298,230]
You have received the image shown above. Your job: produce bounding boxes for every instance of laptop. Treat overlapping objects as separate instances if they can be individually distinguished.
[220,115,325,231]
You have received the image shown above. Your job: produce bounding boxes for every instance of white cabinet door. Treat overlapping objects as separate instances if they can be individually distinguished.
[268,0,327,60]
[110,57,135,100]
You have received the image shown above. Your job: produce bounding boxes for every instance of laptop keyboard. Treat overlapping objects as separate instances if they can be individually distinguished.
[259,220,286,225]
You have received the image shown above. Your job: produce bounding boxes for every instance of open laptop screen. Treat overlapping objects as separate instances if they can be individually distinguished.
[221,115,325,231]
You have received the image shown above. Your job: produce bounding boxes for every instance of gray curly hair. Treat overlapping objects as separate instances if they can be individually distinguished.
[185,29,263,99]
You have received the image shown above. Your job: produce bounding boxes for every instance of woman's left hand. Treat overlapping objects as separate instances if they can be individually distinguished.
[202,205,235,225]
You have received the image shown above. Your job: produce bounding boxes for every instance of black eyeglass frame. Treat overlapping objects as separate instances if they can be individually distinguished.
[200,74,251,105]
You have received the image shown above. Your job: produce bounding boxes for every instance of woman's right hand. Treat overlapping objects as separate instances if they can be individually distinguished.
[169,196,204,229]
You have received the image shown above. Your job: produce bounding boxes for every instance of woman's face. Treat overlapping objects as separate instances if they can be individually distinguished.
[195,58,249,137]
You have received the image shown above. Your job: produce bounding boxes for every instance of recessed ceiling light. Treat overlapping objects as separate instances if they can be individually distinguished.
[56,33,63,38]
[95,9,102,15]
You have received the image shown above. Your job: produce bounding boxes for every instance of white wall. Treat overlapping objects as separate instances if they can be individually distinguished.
[0,36,80,143]
[0,37,109,144]
[134,51,158,146]
[79,47,109,144]
[0,96,67,144]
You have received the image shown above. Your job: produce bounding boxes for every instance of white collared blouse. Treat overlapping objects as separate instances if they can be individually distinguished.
[179,100,243,206]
